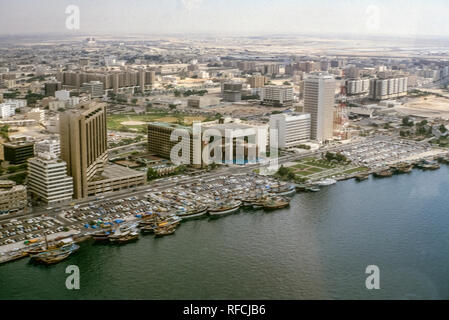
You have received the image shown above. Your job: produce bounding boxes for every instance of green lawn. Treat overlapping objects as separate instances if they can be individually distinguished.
[303,161,334,169]
[107,113,208,132]
[293,164,309,169]
[295,171,315,176]
[307,167,324,173]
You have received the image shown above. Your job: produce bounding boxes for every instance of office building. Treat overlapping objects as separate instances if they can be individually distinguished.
[222,83,242,102]
[0,103,15,118]
[262,85,293,107]
[187,96,221,109]
[303,73,336,141]
[45,81,62,96]
[369,77,408,100]
[60,103,108,199]
[345,78,370,95]
[269,113,311,148]
[60,102,144,198]
[28,153,74,204]
[3,141,35,164]
[0,180,27,214]
[81,81,104,98]
[35,139,60,157]
[55,90,71,101]
[148,122,202,167]
[248,75,267,88]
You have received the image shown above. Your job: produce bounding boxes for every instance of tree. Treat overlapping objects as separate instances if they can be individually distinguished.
[147,167,159,181]
[402,116,413,127]
[283,81,291,86]
[439,124,447,133]
[287,171,296,181]
[277,165,289,177]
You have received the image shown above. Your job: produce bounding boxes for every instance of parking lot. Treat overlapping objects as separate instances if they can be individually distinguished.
[336,137,435,168]
[0,216,66,246]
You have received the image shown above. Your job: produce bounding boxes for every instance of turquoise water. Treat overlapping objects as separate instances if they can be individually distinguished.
[1,166,449,299]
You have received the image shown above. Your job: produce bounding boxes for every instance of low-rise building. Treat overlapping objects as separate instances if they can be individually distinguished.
[3,141,35,164]
[0,180,27,214]
[269,113,311,149]
[261,85,293,107]
[27,153,74,204]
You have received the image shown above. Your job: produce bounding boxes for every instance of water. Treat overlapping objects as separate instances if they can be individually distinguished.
[1,166,449,299]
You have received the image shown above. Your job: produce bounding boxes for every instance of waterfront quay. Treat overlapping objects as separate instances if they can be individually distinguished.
[0,173,293,264]
[1,136,448,264]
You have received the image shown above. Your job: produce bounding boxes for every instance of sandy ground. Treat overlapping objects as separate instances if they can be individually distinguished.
[385,149,447,165]
[121,120,147,126]
[395,96,449,119]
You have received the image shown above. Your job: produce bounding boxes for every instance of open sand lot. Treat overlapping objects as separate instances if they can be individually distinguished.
[394,96,449,119]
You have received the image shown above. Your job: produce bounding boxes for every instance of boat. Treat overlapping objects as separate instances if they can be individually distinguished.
[315,178,337,186]
[92,229,113,241]
[263,197,290,211]
[177,206,208,220]
[140,224,158,234]
[373,169,393,178]
[31,243,79,265]
[268,184,296,196]
[307,186,320,192]
[355,173,370,181]
[114,231,139,244]
[154,226,176,237]
[208,200,242,216]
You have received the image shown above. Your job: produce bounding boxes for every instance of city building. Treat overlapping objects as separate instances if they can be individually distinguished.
[147,122,202,167]
[26,108,46,124]
[303,73,336,141]
[187,96,221,109]
[248,75,267,88]
[60,102,108,199]
[44,81,62,96]
[345,78,371,95]
[60,102,144,198]
[81,81,104,98]
[0,180,27,215]
[222,83,242,102]
[55,90,71,101]
[269,113,311,148]
[369,77,408,100]
[261,85,293,107]
[0,103,15,118]
[27,153,74,204]
[35,139,60,157]
[3,141,35,164]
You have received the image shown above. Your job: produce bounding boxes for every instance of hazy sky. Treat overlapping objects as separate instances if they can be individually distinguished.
[0,0,449,37]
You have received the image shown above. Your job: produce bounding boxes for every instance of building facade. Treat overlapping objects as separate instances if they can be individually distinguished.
[3,142,35,164]
[28,153,74,204]
[269,113,311,148]
[262,85,293,107]
[60,103,108,199]
[0,180,27,214]
[303,73,336,141]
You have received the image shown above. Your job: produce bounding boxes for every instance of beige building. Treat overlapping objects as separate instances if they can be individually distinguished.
[248,75,267,88]
[303,73,336,141]
[148,122,202,167]
[60,102,145,199]
[0,180,27,214]
[60,103,109,199]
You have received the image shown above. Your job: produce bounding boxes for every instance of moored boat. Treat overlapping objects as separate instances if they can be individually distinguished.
[208,200,242,216]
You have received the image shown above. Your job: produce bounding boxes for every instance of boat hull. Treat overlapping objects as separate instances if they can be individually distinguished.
[208,206,240,216]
